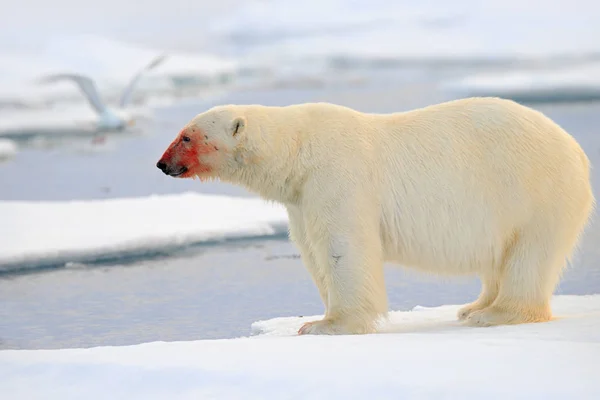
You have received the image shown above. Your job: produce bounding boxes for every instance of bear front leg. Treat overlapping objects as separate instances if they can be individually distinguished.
[298,209,388,335]
[287,206,329,309]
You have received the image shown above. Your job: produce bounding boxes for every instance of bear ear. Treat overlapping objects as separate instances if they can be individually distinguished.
[231,116,246,137]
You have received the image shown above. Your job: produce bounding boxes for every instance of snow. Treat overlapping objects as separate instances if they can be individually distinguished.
[213,0,600,62]
[0,1,597,117]
[443,62,600,102]
[2,1,599,108]
[42,35,238,83]
[214,0,600,100]
[0,139,17,161]
[0,36,238,107]
[0,294,599,399]
[0,192,288,272]
[0,103,151,139]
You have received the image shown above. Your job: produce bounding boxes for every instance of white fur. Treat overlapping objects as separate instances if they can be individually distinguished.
[180,97,595,335]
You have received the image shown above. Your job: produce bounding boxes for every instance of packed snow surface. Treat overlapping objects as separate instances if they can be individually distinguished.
[0,294,599,399]
[0,192,288,271]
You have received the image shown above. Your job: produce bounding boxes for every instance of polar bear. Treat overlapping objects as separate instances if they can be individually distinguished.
[156,97,595,335]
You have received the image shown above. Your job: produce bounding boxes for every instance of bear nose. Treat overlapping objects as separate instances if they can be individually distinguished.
[156,161,167,172]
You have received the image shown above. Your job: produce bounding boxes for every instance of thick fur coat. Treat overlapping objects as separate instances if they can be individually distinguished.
[157,97,595,335]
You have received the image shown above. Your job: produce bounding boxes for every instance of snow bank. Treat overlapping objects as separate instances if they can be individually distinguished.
[42,35,238,84]
[5,1,600,106]
[205,0,600,93]
[0,106,106,139]
[1,294,598,399]
[0,192,288,271]
[0,139,17,161]
[443,62,600,103]
[213,0,600,62]
[0,102,153,140]
[0,36,238,107]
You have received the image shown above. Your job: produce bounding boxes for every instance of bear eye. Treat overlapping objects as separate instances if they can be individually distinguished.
[182,136,191,142]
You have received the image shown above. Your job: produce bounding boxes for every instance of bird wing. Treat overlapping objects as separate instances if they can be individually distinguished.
[37,73,107,114]
[118,53,169,108]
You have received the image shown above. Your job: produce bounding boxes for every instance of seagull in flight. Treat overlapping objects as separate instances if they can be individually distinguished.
[37,53,168,132]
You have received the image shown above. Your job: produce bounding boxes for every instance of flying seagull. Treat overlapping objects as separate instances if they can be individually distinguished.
[37,53,168,132]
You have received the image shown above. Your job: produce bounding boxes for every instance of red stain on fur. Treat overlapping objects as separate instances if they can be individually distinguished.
[179,145,202,177]
[187,139,217,175]
[180,145,198,165]
[196,140,217,155]
[158,127,219,178]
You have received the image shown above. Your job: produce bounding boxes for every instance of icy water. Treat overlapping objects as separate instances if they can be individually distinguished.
[1,83,599,350]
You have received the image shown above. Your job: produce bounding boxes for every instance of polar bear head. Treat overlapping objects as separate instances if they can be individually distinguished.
[156,106,248,181]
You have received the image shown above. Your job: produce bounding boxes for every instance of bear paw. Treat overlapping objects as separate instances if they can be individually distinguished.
[457,302,486,320]
[464,309,498,327]
[298,319,339,335]
[457,304,475,320]
[298,317,376,335]
[465,305,552,327]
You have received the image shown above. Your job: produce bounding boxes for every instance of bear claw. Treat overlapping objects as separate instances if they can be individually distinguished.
[457,307,472,321]
[457,303,480,321]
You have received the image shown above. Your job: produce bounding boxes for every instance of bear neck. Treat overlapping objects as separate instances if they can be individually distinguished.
[229,130,306,205]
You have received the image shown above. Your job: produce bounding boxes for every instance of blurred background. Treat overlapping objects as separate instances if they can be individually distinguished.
[1,0,599,350]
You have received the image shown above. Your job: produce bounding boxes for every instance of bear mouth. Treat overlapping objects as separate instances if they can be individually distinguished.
[170,166,188,177]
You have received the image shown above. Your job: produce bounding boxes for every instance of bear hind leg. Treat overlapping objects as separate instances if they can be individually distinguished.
[465,229,569,327]
[457,272,500,320]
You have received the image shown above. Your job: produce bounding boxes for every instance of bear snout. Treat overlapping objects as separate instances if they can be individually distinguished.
[156,158,188,177]
[156,161,168,173]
